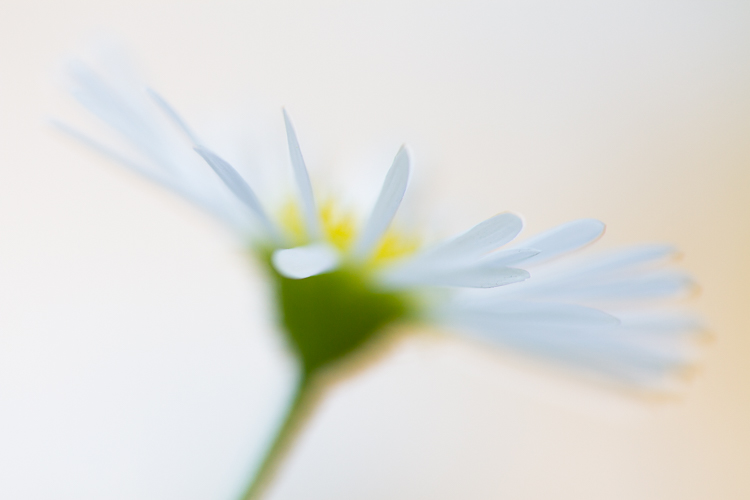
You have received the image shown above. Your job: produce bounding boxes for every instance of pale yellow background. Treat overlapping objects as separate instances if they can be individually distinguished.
[0,1,748,499]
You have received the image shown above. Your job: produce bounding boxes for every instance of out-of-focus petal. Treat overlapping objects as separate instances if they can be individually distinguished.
[195,146,283,243]
[272,243,340,279]
[283,110,321,240]
[352,146,410,260]
[512,218,605,265]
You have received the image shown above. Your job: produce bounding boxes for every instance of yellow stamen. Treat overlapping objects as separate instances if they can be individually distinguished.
[277,197,421,264]
[371,229,421,264]
[278,199,306,245]
[320,199,357,250]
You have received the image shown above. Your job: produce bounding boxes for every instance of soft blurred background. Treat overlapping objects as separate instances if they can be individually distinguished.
[1,1,749,499]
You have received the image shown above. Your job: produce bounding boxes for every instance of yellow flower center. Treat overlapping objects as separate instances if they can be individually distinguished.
[277,198,421,265]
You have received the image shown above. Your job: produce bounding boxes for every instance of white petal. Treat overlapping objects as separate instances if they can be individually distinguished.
[615,311,706,335]
[380,250,538,289]
[283,110,321,239]
[60,56,260,235]
[440,302,693,385]
[563,244,677,278]
[440,266,530,288]
[352,146,410,260]
[52,119,174,187]
[272,243,340,279]
[52,120,236,223]
[146,88,199,145]
[66,61,174,171]
[426,212,523,263]
[379,213,524,287]
[194,146,281,242]
[448,300,620,328]
[561,270,695,301]
[513,219,605,265]
[478,248,540,267]
[414,266,529,289]
[491,244,679,299]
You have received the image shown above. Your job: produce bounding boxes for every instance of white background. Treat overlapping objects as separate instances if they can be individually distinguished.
[1,1,749,499]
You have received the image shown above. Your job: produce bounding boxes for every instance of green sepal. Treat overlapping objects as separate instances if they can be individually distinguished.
[262,252,410,376]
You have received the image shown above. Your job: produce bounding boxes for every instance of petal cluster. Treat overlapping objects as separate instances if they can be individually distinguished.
[438,238,700,388]
[57,53,703,389]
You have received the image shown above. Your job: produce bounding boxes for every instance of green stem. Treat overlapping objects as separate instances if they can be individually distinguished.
[240,374,317,500]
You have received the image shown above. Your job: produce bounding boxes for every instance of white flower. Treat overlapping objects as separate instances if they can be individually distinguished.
[55,51,705,499]
[55,52,702,391]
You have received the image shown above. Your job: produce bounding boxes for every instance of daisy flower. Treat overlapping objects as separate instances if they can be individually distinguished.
[54,52,703,500]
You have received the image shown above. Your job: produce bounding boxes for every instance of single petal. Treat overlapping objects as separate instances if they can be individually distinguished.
[426,266,530,288]
[379,213,525,287]
[425,212,524,263]
[147,88,199,145]
[477,248,540,267]
[381,264,530,289]
[560,270,695,301]
[272,243,340,279]
[513,219,605,265]
[352,146,410,260]
[194,146,282,242]
[283,109,321,239]
[52,119,174,188]
[560,244,677,278]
